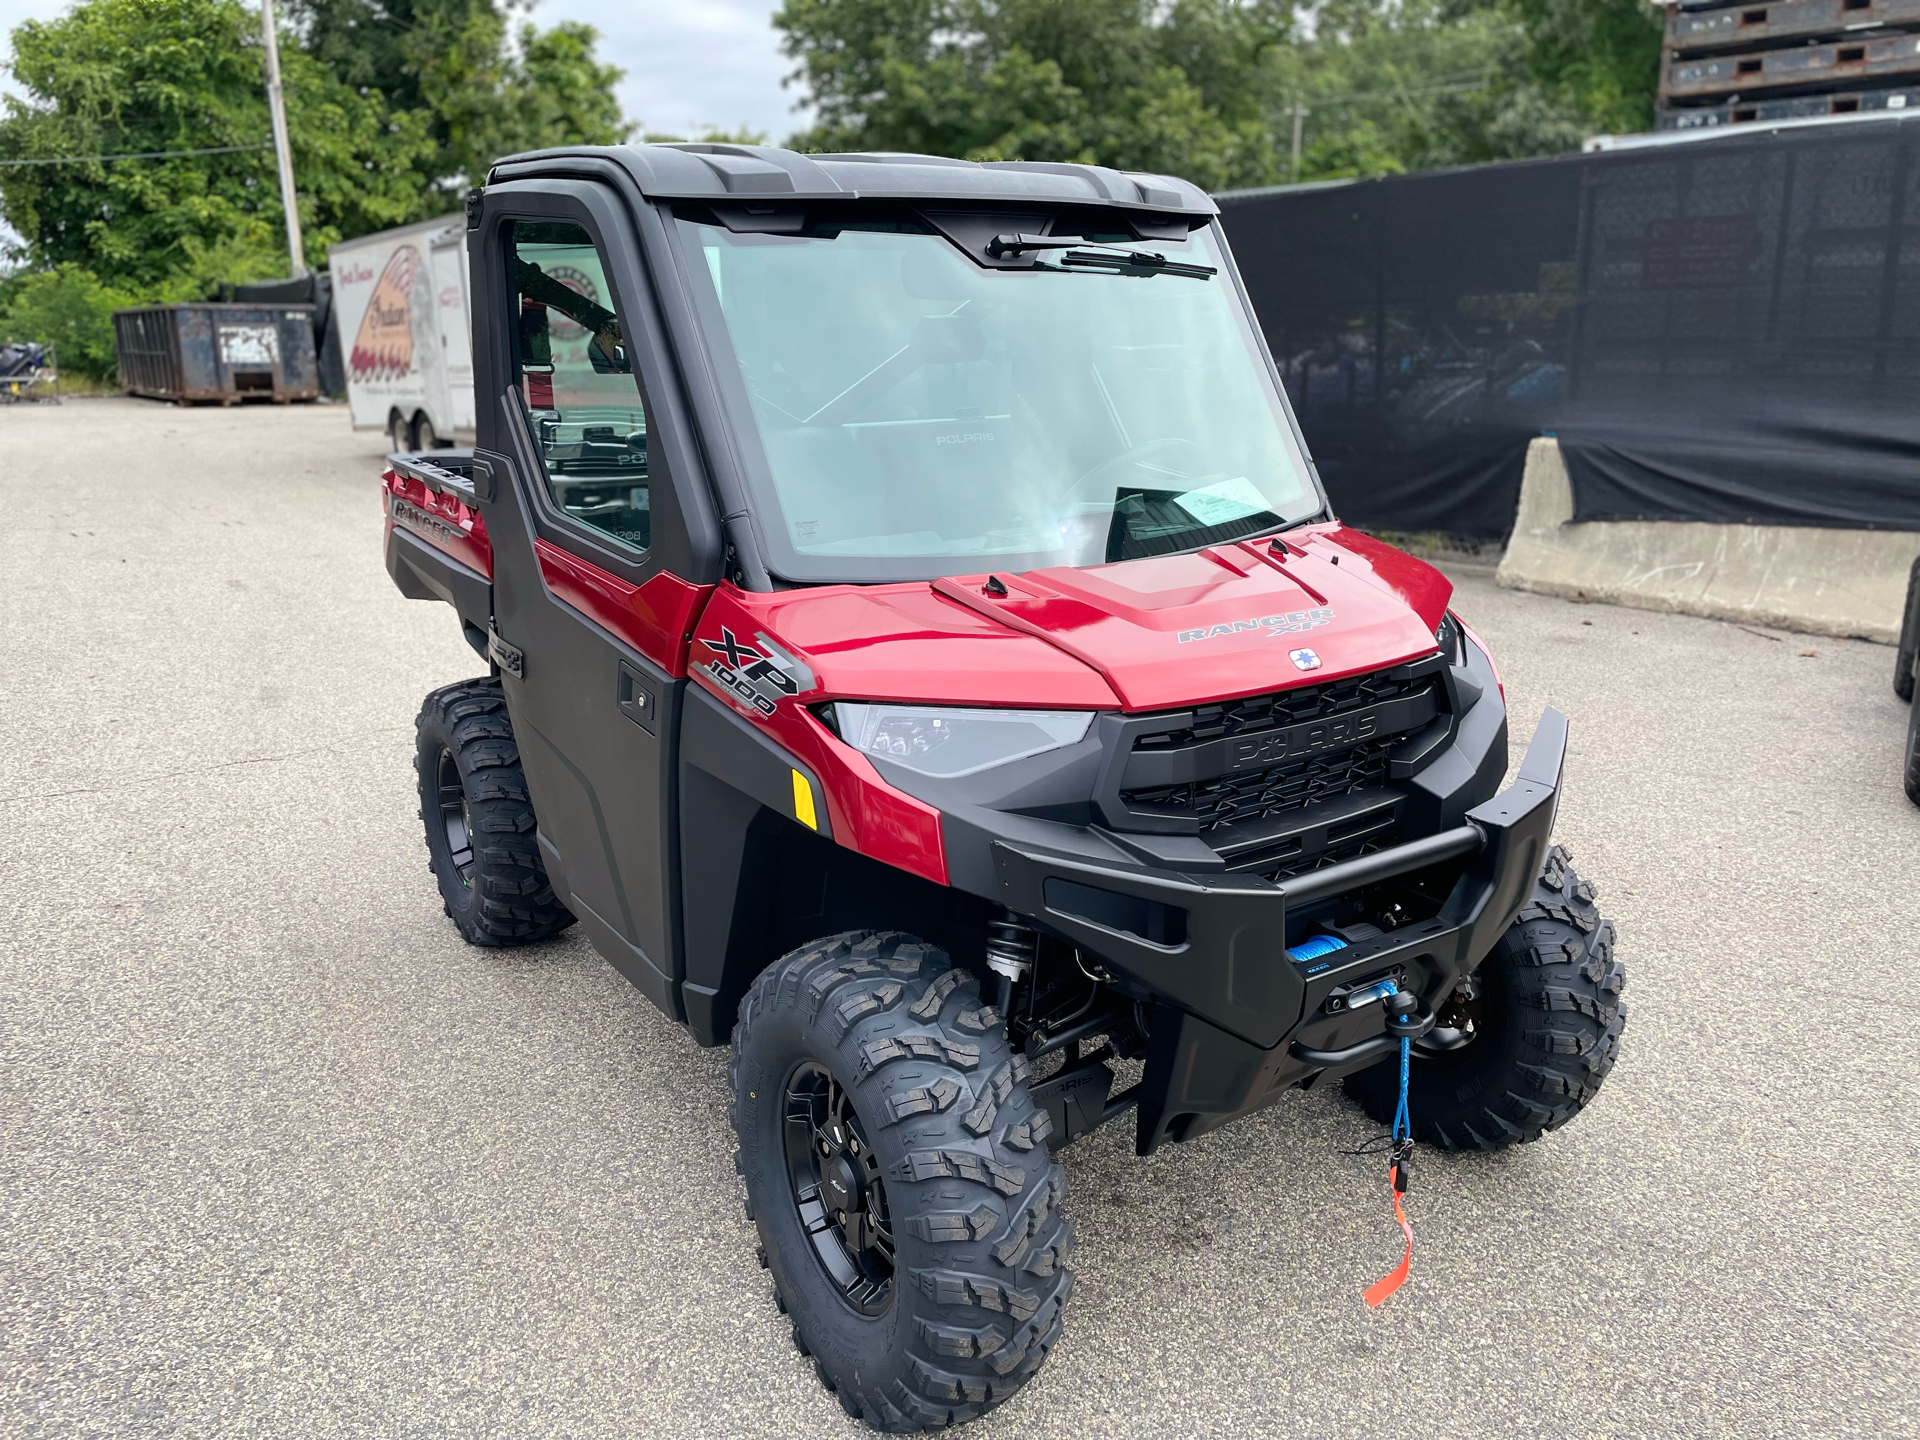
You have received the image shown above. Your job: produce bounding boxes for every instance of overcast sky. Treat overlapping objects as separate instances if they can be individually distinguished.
[0,0,806,252]
[0,1,804,136]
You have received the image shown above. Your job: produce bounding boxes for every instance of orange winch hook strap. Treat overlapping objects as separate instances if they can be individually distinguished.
[1362,1163,1414,1308]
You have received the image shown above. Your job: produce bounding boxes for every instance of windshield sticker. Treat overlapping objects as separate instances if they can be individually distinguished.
[1172,477,1272,527]
[698,626,815,718]
[1178,608,1334,644]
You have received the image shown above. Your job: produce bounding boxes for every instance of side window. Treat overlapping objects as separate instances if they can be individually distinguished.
[508,220,650,551]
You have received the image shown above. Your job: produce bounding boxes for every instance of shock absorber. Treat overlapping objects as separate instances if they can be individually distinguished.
[985,907,1037,1018]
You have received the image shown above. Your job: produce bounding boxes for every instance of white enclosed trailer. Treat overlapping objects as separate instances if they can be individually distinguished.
[329,215,474,449]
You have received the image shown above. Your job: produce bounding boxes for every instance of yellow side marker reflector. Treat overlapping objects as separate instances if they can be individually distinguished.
[792,769,818,830]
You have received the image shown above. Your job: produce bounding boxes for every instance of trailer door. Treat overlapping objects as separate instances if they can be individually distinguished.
[430,229,475,435]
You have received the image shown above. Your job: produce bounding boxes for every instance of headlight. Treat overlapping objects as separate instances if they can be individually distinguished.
[833,703,1095,778]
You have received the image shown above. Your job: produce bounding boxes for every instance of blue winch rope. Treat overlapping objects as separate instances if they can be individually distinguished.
[1391,1035,1412,1144]
[1287,934,1348,964]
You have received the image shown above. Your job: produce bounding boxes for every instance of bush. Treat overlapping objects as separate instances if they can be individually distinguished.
[0,264,133,380]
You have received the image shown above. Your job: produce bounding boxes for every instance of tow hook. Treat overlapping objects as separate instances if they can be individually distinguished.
[1290,982,1440,1069]
[1383,989,1422,1038]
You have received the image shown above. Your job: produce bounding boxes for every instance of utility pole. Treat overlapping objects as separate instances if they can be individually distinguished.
[1290,103,1309,183]
[260,0,305,275]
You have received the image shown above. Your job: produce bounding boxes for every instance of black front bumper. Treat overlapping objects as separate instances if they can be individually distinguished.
[991,709,1569,1153]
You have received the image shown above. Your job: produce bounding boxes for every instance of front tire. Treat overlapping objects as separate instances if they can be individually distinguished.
[1346,845,1626,1148]
[414,679,574,946]
[731,932,1073,1432]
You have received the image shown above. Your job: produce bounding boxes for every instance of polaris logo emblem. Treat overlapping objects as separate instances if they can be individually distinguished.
[1229,712,1375,768]
[1177,608,1334,643]
[1290,648,1322,671]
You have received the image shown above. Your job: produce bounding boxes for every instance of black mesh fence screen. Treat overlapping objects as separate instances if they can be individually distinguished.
[1219,118,1920,536]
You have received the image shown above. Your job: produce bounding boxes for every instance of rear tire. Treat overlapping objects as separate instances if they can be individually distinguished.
[1345,845,1626,1149]
[1896,553,1920,703]
[731,932,1073,1432]
[1904,689,1920,807]
[388,409,412,453]
[415,679,574,946]
[414,412,440,450]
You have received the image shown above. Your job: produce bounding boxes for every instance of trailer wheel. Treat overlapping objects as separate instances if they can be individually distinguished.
[732,932,1074,1431]
[414,678,574,946]
[387,409,411,453]
[1344,845,1625,1149]
[1897,553,1920,703]
[415,412,441,450]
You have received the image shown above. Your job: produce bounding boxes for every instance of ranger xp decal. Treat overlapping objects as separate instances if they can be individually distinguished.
[699,626,816,718]
[1177,608,1335,644]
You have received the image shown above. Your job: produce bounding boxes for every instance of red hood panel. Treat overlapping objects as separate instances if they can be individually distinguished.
[723,583,1124,709]
[715,525,1449,714]
[932,526,1451,710]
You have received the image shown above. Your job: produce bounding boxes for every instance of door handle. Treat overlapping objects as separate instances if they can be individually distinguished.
[618,660,657,735]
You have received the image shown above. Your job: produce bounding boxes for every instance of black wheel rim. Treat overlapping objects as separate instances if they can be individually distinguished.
[435,747,474,885]
[783,1061,894,1315]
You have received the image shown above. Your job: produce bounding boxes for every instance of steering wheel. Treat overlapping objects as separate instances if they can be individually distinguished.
[1064,437,1207,505]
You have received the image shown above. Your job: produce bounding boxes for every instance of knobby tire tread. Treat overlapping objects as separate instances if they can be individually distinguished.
[1345,844,1626,1149]
[415,677,573,946]
[731,932,1073,1432]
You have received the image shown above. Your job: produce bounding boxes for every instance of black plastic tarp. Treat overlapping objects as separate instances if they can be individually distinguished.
[224,271,344,396]
[1219,115,1920,535]
[0,342,46,378]
[1221,158,1581,537]
[1557,404,1920,528]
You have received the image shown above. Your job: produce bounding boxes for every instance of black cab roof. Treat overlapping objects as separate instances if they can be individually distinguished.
[488,142,1217,217]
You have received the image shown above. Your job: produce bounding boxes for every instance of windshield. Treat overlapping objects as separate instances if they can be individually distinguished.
[676,213,1321,583]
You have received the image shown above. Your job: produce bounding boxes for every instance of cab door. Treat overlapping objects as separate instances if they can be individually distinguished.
[469,182,722,1018]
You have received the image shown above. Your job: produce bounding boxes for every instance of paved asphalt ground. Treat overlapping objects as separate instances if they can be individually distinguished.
[2,398,1916,1440]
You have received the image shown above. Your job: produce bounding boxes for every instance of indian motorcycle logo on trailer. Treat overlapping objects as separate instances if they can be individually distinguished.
[1177,608,1335,643]
[699,626,816,718]
[350,245,420,380]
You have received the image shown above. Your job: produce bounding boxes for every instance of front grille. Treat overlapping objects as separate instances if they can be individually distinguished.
[1131,670,1436,753]
[1123,738,1396,832]
[1265,834,1384,882]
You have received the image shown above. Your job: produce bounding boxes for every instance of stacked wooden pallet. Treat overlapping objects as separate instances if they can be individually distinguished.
[1657,0,1920,130]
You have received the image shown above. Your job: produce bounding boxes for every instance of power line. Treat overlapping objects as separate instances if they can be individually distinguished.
[1309,70,1499,108]
[0,141,274,169]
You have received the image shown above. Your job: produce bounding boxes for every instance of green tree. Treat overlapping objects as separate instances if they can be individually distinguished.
[1506,0,1663,136]
[288,0,630,201]
[1285,0,1662,179]
[0,0,433,288]
[775,0,1296,192]
[775,0,1664,189]
[0,262,132,378]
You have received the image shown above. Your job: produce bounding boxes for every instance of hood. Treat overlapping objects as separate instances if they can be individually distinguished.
[728,523,1450,713]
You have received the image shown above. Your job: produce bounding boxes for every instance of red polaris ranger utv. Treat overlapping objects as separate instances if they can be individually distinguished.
[382,144,1626,1430]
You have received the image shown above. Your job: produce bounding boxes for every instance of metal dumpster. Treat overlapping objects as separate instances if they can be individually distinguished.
[113,303,320,403]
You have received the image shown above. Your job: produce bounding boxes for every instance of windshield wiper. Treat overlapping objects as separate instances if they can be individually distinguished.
[985,232,1216,280]
[1054,246,1216,281]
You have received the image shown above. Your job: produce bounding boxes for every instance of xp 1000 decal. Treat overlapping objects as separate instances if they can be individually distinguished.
[698,626,815,718]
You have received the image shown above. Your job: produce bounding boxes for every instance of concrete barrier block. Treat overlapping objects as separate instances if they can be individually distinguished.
[1495,437,1920,644]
